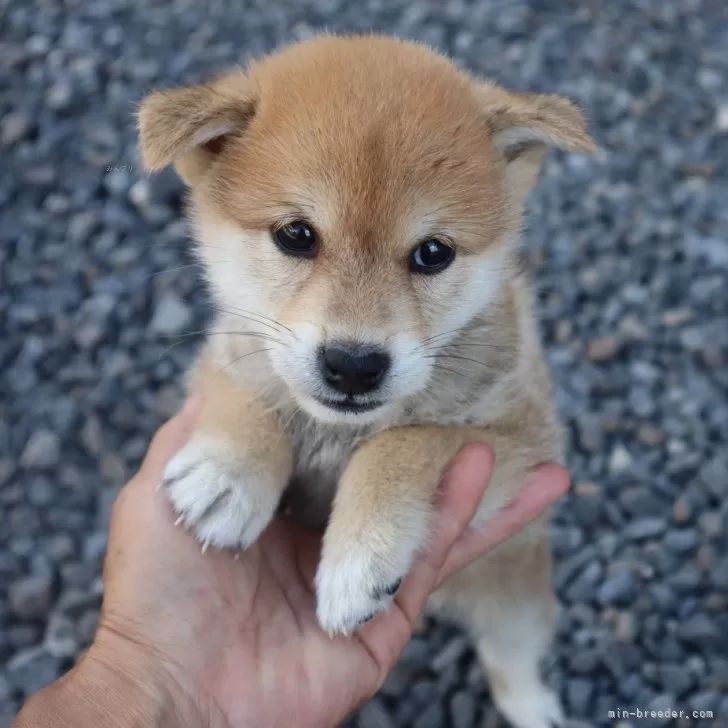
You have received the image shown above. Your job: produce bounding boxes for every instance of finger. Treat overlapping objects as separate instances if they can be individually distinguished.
[439,463,570,578]
[136,393,203,483]
[358,443,493,669]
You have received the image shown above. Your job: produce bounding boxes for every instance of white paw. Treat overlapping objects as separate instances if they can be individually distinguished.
[495,682,564,728]
[162,438,279,550]
[315,547,403,636]
[315,506,429,636]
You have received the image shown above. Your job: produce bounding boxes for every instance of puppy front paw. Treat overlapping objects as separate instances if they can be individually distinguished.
[315,550,405,636]
[162,437,280,550]
[314,506,429,636]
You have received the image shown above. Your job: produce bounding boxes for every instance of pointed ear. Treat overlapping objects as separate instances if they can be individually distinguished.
[473,82,596,199]
[137,72,256,186]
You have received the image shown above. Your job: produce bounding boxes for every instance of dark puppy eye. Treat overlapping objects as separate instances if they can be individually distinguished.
[409,239,455,274]
[273,221,317,257]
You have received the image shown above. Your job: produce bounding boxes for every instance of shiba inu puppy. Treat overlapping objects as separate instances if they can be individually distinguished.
[138,34,594,728]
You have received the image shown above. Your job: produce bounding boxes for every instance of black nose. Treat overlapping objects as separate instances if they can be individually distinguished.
[320,344,390,396]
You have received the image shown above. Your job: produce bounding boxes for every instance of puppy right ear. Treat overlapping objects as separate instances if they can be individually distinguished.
[137,72,256,186]
[472,81,595,202]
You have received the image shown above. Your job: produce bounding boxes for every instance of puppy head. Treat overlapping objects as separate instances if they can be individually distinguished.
[139,35,594,424]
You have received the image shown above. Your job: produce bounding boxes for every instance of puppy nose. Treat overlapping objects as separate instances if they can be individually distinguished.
[320,344,390,395]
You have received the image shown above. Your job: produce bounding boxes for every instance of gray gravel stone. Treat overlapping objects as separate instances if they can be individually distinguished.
[9,574,54,619]
[565,561,604,602]
[566,678,594,716]
[569,649,599,675]
[624,517,667,541]
[1,112,33,145]
[379,662,414,697]
[83,533,108,565]
[690,691,721,714]
[450,691,478,728]
[698,511,723,539]
[620,487,667,518]
[75,609,99,646]
[607,444,633,475]
[552,526,584,557]
[663,531,698,560]
[44,613,78,658]
[668,564,703,593]
[614,611,638,642]
[8,624,40,650]
[711,559,728,591]
[357,697,395,728]
[412,704,445,728]
[27,477,55,507]
[6,647,61,695]
[431,636,469,672]
[400,637,432,664]
[19,430,61,470]
[644,694,675,727]
[699,455,728,498]
[658,663,696,698]
[46,81,74,110]
[575,415,605,453]
[597,571,639,607]
[55,588,98,618]
[677,613,720,648]
[0,674,11,704]
[149,291,193,336]
[619,673,644,700]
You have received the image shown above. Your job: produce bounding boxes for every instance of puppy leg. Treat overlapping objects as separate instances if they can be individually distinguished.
[163,351,293,549]
[315,425,483,635]
[430,529,564,728]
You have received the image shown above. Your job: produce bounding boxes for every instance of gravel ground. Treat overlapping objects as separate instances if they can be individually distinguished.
[1,0,728,726]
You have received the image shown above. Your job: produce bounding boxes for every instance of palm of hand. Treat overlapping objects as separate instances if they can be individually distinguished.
[192,521,388,728]
[101,472,402,728]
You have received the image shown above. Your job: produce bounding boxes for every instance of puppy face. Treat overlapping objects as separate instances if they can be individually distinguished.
[139,35,593,424]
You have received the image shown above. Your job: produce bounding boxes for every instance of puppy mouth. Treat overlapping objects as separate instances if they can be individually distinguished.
[314,396,384,414]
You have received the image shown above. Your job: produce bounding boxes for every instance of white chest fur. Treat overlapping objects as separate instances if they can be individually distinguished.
[282,409,373,528]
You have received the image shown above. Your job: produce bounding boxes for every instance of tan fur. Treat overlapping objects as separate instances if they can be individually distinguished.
[189,357,293,487]
[138,34,593,728]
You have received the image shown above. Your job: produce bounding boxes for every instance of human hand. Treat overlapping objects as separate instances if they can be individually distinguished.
[16,396,568,728]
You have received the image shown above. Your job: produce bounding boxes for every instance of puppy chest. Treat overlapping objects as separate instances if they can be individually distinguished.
[284,413,370,528]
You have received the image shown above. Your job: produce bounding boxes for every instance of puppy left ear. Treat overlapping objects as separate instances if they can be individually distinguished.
[473,82,596,198]
[137,71,256,186]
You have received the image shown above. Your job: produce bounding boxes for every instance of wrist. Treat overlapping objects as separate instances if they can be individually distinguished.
[14,634,205,728]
